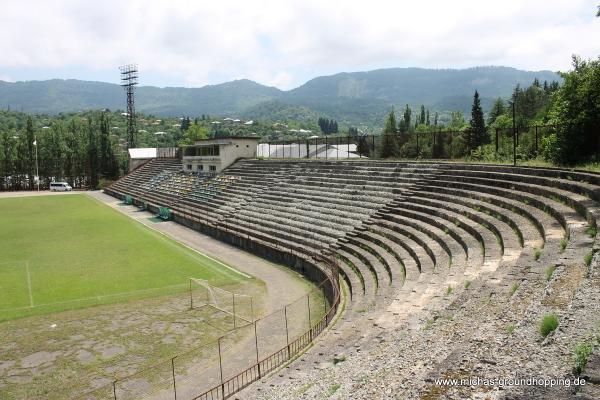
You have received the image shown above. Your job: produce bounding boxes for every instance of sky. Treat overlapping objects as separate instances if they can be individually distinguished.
[0,0,599,90]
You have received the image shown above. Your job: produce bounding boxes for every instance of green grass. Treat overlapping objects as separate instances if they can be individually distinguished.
[506,323,516,335]
[545,266,556,282]
[560,238,568,252]
[0,194,247,320]
[540,313,559,337]
[584,251,594,267]
[534,248,541,261]
[509,282,520,296]
[586,225,597,238]
[572,341,594,375]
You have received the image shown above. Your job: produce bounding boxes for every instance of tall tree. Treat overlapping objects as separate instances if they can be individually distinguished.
[464,90,488,152]
[87,117,99,189]
[547,55,600,164]
[419,105,426,125]
[25,116,35,189]
[488,97,506,125]
[380,110,400,158]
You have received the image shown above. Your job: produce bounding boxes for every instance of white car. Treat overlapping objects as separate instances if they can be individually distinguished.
[49,182,73,191]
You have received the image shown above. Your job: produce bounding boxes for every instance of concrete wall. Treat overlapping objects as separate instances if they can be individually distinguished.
[182,139,258,172]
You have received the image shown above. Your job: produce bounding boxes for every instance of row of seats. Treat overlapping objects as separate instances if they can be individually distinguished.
[107,159,599,321]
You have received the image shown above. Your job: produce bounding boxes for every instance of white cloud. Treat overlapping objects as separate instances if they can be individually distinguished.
[0,0,599,89]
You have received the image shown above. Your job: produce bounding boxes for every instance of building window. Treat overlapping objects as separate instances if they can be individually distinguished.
[199,165,204,171]
[186,164,192,170]
[209,165,216,171]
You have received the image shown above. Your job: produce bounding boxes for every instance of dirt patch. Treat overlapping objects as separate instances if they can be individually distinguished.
[542,264,586,309]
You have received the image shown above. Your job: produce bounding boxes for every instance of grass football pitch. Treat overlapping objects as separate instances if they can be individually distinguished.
[0,194,248,320]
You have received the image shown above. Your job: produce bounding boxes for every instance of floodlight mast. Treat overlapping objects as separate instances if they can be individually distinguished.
[119,64,138,149]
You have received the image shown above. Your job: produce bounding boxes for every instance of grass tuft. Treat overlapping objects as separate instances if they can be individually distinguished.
[572,342,594,375]
[464,280,472,289]
[545,266,556,282]
[560,238,568,252]
[506,323,516,335]
[586,225,597,238]
[327,383,341,396]
[446,286,453,296]
[584,251,593,267]
[509,282,519,296]
[539,313,559,337]
[534,248,541,261]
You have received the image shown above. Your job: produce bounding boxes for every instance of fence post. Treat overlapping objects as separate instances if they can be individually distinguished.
[325,135,328,159]
[495,128,499,154]
[307,294,312,341]
[172,356,177,400]
[535,125,538,154]
[284,305,291,358]
[218,337,225,397]
[254,321,261,378]
[372,135,375,155]
[113,381,117,400]
[347,136,350,159]
[315,137,318,159]
[306,139,309,158]
[268,142,270,158]
[337,136,339,159]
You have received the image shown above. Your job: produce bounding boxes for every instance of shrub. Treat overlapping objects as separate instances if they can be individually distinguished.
[586,225,597,238]
[545,266,556,282]
[540,313,559,337]
[584,251,593,267]
[506,324,516,335]
[534,248,541,261]
[560,238,568,252]
[327,383,341,396]
[572,342,594,375]
[446,286,453,295]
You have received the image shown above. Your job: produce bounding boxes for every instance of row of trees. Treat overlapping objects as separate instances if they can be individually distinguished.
[376,77,563,160]
[0,112,121,190]
[317,117,339,135]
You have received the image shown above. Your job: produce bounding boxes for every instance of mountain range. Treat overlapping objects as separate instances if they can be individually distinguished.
[0,67,561,128]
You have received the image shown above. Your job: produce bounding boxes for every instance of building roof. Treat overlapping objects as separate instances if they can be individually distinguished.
[128,148,157,159]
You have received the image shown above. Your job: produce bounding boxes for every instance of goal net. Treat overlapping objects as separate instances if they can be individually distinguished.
[189,278,254,328]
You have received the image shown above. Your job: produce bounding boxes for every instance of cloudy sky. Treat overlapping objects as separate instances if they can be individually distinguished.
[0,0,599,90]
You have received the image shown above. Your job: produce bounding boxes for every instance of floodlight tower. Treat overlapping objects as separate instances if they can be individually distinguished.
[119,64,139,149]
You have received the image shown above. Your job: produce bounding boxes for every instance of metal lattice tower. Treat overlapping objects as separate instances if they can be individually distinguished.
[119,64,138,149]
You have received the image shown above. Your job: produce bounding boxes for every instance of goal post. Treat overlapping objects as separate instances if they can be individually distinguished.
[189,278,254,328]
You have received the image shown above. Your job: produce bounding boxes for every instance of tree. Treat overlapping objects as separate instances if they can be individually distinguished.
[25,116,35,189]
[488,98,506,125]
[464,90,488,152]
[546,55,600,164]
[348,127,359,136]
[98,113,119,179]
[180,116,191,131]
[87,117,99,189]
[181,123,208,144]
[398,105,412,134]
[419,105,426,125]
[318,117,338,135]
[379,110,400,158]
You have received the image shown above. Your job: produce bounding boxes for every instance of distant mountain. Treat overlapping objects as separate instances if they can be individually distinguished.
[0,67,560,128]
